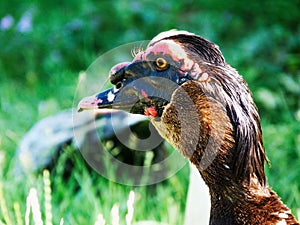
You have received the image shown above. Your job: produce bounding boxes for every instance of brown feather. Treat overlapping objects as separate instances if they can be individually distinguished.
[150,32,299,224]
[78,30,299,224]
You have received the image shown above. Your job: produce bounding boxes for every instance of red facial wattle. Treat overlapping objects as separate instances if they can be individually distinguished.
[144,106,158,118]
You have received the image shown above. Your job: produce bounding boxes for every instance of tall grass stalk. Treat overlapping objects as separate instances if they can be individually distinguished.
[25,188,43,225]
[0,182,12,225]
[111,203,119,225]
[94,214,106,225]
[13,202,23,225]
[43,170,52,225]
[126,191,135,225]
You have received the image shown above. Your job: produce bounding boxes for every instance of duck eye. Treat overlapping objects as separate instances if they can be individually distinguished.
[155,57,168,70]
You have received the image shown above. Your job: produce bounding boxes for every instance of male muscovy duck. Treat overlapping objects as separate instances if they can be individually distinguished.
[78,30,299,225]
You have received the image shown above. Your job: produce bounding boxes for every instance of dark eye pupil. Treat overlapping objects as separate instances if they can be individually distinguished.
[158,59,164,66]
[156,58,166,68]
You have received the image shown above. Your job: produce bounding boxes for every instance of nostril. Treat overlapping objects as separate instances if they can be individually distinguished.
[115,82,123,89]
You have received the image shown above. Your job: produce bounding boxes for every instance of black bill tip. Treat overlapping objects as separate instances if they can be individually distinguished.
[77,95,102,112]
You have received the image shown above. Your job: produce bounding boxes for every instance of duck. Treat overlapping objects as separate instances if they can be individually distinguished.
[78,30,299,225]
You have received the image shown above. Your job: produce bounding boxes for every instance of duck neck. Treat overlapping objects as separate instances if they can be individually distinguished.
[194,152,299,225]
[151,80,299,224]
[207,174,269,225]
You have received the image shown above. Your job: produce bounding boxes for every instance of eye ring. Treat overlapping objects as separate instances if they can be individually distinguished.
[155,57,168,70]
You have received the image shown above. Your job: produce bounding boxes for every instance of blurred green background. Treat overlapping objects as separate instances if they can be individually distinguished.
[0,0,299,224]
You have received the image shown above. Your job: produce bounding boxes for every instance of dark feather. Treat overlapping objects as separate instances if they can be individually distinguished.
[162,33,268,185]
[160,34,226,66]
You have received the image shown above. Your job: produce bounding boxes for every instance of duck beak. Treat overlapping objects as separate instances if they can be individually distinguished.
[78,84,141,112]
[77,88,116,112]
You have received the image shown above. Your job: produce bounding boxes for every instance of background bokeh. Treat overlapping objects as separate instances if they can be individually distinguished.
[0,0,299,224]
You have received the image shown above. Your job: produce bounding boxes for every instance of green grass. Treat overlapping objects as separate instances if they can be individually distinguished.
[0,145,189,225]
[1,0,300,224]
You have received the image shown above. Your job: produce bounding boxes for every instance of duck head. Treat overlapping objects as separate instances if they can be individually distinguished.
[78,30,268,187]
[78,30,224,118]
[77,30,300,225]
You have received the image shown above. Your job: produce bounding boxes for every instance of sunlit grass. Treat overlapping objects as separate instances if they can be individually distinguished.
[0,182,12,225]
[0,169,186,225]
[0,143,189,224]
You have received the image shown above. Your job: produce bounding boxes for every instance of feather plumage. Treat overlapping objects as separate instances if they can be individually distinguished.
[78,30,299,225]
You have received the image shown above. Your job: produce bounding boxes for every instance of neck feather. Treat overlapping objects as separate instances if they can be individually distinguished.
[151,79,299,224]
